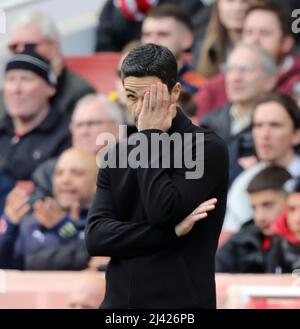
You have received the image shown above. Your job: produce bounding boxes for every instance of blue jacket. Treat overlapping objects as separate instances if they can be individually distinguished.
[0,209,87,270]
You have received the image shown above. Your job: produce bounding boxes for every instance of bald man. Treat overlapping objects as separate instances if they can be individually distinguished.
[0,148,99,270]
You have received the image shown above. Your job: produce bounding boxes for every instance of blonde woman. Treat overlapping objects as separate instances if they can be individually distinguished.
[194,0,250,78]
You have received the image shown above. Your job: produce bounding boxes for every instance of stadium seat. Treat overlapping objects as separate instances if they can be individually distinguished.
[64,52,121,94]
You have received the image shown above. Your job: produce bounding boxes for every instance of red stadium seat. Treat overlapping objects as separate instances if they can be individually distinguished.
[64,52,121,94]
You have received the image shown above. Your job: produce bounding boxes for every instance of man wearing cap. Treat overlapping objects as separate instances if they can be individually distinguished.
[0,11,95,121]
[0,48,71,184]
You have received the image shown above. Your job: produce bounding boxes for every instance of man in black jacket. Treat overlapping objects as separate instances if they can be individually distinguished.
[85,44,228,309]
[0,48,71,182]
[216,166,291,273]
[0,11,95,121]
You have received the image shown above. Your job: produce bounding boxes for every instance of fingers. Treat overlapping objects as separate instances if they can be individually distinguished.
[199,198,218,207]
[156,82,163,110]
[141,90,150,114]
[147,82,170,113]
[192,204,215,216]
[16,203,31,218]
[149,84,157,113]
[134,98,143,121]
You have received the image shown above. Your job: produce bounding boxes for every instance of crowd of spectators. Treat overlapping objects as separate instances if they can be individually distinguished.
[0,0,300,308]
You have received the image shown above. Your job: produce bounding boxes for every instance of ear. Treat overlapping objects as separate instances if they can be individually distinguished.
[171,82,181,103]
[181,30,194,52]
[281,35,295,55]
[47,85,56,98]
[50,41,60,58]
[292,128,300,147]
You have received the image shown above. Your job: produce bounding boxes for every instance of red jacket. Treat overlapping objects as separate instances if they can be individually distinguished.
[271,210,300,246]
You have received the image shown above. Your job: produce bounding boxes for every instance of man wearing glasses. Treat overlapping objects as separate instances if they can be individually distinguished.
[201,43,278,185]
[0,11,95,121]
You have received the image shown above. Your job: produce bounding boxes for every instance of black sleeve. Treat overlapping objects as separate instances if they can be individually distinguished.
[136,130,228,228]
[30,159,56,203]
[215,238,238,273]
[25,239,90,271]
[0,219,23,270]
[85,168,179,259]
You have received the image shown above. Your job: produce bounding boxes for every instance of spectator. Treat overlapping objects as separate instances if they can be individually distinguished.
[141,3,206,119]
[0,148,98,270]
[223,92,300,233]
[216,166,291,273]
[269,178,300,273]
[31,94,123,201]
[194,0,251,78]
[108,39,141,131]
[202,43,277,185]
[0,11,95,120]
[0,48,71,184]
[94,0,205,52]
[196,1,300,122]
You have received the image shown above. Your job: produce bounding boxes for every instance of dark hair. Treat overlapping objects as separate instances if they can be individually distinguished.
[253,92,300,130]
[247,166,292,194]
[245,1,293,38]
[121,43,178,92]
[146,4,193,32]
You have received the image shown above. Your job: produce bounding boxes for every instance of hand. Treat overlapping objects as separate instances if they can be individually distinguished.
[137,82,176,132]
[4,187,31,225]
[175,198,217,237]
[33,197,66,229]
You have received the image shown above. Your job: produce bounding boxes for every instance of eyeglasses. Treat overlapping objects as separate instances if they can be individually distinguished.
[221,63,255,74]
[71,120,115,130]
[8,39,52,54]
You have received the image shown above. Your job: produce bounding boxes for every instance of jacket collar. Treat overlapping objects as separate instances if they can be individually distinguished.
[271,210,300,245]
[167,107,192,135]
[0,107,63,136]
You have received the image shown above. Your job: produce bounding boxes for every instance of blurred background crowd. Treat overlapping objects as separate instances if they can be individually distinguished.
[0,0,300,308]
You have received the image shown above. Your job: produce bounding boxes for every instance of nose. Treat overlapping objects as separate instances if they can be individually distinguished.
[59,171,73,185]
[255,208,267,225]
[227,67,243,82]
[247,32,261,46]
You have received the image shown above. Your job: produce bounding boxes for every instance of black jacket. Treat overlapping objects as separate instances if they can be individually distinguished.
[216,222,274,273]
[85,108,228,309]
[202,104,255,185]
[51,68,95,120]
[268,237,300,273]
[26,239,90,271]
[0,109,71,181]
